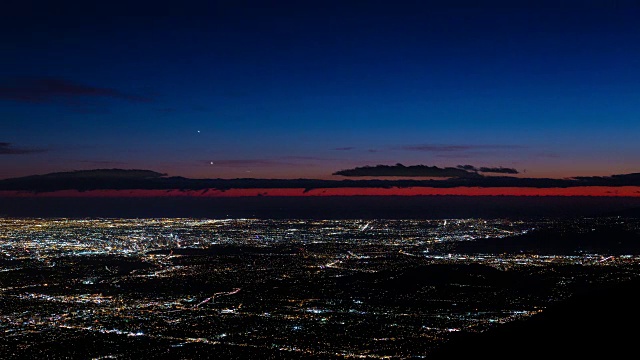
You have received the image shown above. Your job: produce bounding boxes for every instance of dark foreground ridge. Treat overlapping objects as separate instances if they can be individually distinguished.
[429,276,640,359]
[444,223,640,255]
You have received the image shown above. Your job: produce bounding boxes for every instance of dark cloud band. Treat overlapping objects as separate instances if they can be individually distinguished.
[2,169,640,192]
[0,142,45,155]
[333,164,474,177]
[457,164,519,174]
[0,77,151,103]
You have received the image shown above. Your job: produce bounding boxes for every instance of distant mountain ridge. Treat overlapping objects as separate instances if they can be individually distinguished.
[438,223,640,255]
[9,169,166,180]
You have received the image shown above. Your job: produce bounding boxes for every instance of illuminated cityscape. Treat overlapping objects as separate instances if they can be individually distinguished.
[3,1,640,358]
[2,217,639,358]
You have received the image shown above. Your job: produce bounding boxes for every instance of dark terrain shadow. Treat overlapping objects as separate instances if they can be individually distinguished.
[428,276,640,359]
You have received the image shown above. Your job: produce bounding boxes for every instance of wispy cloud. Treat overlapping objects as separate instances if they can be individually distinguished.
[208,156,342,168]
[398,144,525,152]
[334,163,520,177]
[434,153,474,159]
[77,160,128,166]
[333,164,477,177]
[334,147,355,151]
[0,77,152,104]
[533,152,560,158]
[281,156,340,161]
[457,164,519,174]
[0,142,46,155]
[478,166,519,174]
[207,159,298,168]
[4,168,640,192]
[400,145,475,152]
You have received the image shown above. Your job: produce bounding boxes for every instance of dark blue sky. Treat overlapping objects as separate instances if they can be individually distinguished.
[1,0,639,179]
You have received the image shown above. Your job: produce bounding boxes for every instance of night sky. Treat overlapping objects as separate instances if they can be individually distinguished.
[2,0,640,181]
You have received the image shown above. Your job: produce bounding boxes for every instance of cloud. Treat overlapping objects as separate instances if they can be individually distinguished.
[333,163,477,177]
[4,168,640,192]
[208,159,298,168]
[456,165,477,171]
[281,155,340,161]
[77,160,128,166]
[398,144,525,152]
[574,173,640,186]
[479,166,519,174]
[533,152,560,158]
[334,147,355,151]
[400,145,474,152]
[209,156,341,168]
[0,77,152,103]
[435,153,474,159]
[456,164,519,174]
[0,142,45,155]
